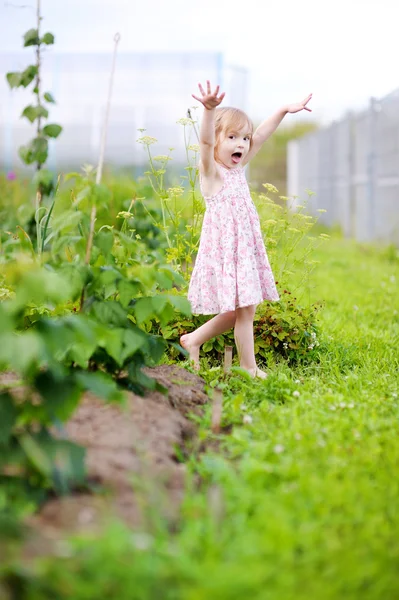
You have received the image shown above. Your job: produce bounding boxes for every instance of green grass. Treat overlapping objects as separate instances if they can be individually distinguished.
[2,236,399,599]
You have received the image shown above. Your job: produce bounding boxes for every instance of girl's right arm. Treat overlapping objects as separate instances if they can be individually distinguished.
[192,81,225,177]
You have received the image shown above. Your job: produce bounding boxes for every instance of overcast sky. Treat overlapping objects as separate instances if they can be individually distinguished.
[1,0,398,123]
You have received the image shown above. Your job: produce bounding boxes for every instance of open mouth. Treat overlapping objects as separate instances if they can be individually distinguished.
[231,152,242,164]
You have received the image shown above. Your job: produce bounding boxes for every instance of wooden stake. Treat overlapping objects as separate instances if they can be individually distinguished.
[211,389,223,434]
[224,345,233,373]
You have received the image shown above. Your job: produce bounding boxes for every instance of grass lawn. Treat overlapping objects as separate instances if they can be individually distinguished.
[2,235,399,600]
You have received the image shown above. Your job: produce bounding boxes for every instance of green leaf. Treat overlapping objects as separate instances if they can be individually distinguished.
[23,28,40,46]
[91,301,128,327]
[44,91,56,103]
[93,183,112,207]
[41,32,55,45]
[95,230,114,256]
[202,341,214,352]
[51,439,86,494]
[134,298,154,325]
[20,65,38,87]
[0,393,18,445]
[34,371,81,421]
[33,168,54,196]
[75,371,125,403]
[101,328,123,364]
[117,280,141,308]
[21,105,48,123]
[18,144,34,165]
[42,124,62,138]
[19,433,52,477]
[166,294,192,317]
[120,328,146,363]
[6,71,22,89]
[30,136,48,165]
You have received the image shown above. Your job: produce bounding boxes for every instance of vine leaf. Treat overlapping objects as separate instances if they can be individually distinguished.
[42,124,62,138]
[41,32,55,45]
[44,91,56,103]
[23,28,40,47]
[6,72,22,88]
[21,105,49,123]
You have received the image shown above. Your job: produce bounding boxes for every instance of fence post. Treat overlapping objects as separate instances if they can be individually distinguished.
[367,97,378,241]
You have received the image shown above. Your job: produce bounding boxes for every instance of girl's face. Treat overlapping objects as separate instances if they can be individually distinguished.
[216,125,252,169]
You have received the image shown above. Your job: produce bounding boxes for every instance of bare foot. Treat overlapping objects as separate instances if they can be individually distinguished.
[180,334,200,370]
[246,367,268,380]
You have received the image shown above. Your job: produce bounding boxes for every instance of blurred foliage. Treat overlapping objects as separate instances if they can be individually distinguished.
[250,121,319,193]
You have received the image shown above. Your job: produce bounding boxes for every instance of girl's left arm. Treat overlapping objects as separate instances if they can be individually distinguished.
[243,93,312,165]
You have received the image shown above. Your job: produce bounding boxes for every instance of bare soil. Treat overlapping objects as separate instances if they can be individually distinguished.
[14,365,209,549]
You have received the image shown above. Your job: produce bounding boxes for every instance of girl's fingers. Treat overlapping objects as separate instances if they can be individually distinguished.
[219,92,226,102]
[198,83,205,96]
[192,94,203,103]
[214,85,220,96]
[206,80,211,94]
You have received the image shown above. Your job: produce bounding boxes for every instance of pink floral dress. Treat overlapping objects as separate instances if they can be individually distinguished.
[188,164,279,314]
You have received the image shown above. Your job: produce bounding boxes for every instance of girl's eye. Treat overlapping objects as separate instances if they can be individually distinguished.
[229,135,235,139]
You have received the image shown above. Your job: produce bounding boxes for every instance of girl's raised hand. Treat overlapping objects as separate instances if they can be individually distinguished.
[285,93,313,114]
[192,80,225,110]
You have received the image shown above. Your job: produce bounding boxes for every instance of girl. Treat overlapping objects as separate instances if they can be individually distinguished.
[181,81,312,378]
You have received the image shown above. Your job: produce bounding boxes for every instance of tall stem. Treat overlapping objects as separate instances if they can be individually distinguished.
[35,0,42,172]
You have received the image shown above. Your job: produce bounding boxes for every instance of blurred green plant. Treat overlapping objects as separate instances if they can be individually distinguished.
[5,1,62,197]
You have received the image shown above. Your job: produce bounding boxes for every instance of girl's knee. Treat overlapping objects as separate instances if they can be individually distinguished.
[236,304,256,320]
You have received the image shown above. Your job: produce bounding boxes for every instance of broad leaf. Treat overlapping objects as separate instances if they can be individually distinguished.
[0,393,18,445]
[34,371,81,421]
[75,371,125,403]
[120,328,146,363]
[134,298,153,324]
[43,91,56,103]
[42,124,62,138]
[118,279,141,308]
[166,294,191,316]
[21,105,48,123]
[41,32,55,45]
[19,433,52,477]
[23,28,40,46]
[91,301,128,327]
[6,71,22,88]
[20,65,38,87]
[95,230,114,256]
[18,144,34,165]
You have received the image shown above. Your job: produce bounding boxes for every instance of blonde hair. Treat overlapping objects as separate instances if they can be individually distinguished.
[214,107,253,161]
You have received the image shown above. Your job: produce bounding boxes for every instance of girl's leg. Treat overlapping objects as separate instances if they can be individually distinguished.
[180,310,236,369]
[234,305,267,379]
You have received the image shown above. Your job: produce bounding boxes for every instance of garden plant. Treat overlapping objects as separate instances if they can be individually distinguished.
[1,10,399,599]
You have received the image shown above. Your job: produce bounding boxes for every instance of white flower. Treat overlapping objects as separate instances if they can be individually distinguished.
[295,379,301,384]
[329,405,336,411]
[294,433,302,440]
[131,533,153,551]
[339,402,347,408]
[308,344,314,350]
[311,331,317,339]
[240,403,248,411]
[293,390,300,397]
[348,403,355,408]
[273,444,285,454]
[243,415,253,424]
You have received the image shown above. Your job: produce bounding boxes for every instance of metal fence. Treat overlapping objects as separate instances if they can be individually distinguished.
[0,51,248,172]
[287,88,399,244]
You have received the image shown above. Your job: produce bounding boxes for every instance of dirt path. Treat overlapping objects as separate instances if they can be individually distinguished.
[23,365,208,547]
